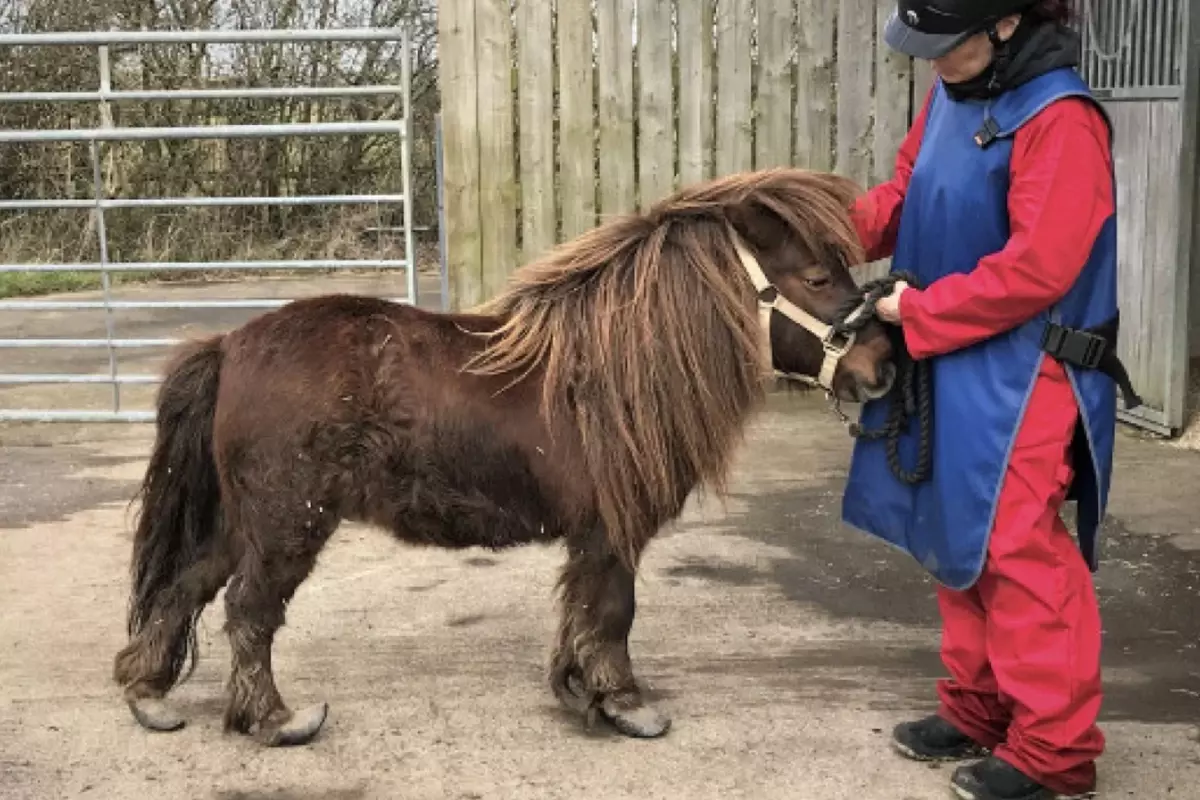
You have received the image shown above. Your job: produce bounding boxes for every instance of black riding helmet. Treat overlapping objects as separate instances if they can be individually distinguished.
[885,0,1037,59]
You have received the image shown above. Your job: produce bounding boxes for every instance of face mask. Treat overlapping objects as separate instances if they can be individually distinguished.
[941,18,1080,102]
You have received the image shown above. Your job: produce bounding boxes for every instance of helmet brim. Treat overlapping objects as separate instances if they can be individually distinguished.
[884,9,976,60]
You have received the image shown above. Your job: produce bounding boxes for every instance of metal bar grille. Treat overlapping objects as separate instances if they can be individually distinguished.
[0,26,418,423]
[1080,0,1184,96]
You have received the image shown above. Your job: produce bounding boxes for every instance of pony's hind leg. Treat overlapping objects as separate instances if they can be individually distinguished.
[113,548,233,732]
[550,528,671,738]
[221,516,334,747]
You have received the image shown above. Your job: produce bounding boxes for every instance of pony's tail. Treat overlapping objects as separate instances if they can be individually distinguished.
[115,335,225,692]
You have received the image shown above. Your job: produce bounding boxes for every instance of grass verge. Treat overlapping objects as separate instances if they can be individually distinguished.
[0,271,158,299]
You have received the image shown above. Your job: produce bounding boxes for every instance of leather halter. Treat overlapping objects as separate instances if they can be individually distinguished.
[730,234,860,392]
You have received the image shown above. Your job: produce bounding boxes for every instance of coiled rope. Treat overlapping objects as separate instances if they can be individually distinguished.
[831,271,933,486]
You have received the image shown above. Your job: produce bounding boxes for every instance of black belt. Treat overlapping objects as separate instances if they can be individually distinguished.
[1040,314,1142,410]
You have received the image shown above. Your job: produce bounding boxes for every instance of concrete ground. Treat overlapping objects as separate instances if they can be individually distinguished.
[2,275,1200,799]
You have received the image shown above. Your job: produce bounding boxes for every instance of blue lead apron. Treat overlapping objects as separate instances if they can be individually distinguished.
[841,67,1121,591]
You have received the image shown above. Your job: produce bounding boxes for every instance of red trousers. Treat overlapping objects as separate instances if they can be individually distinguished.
[935,358,1104,796]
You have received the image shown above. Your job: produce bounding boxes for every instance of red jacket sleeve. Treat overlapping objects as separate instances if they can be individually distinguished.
[897,97,1115,360]
[850,88,932,263]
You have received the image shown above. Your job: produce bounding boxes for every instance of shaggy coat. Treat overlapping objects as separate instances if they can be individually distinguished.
[112,166,893,745]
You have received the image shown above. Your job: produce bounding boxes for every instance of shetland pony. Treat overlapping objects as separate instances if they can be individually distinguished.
[112,167,894,746]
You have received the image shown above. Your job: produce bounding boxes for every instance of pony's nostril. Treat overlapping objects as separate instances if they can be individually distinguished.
[859,362,896,401]
[878,362,897,390]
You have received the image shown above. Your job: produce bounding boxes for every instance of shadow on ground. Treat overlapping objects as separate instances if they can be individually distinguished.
[662,471,1200,726]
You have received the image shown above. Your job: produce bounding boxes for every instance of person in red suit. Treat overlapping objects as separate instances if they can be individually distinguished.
[842,2,1137,799]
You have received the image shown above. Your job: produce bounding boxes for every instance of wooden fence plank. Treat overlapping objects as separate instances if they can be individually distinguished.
[596,0,636,218]
[556,0,596,240]
[715,0,753,175]
[1145,100,1182,412]
[437,0,482,309]
[516,0,556,263]
[858,0,914,280]
[836,0,875,185]
[637,0,675,208]
[475,0,517,298]
[874,1,912,185]
[794,0,834,171]
[677,0,714,186]
[1110,102,1150,397]
[431,0,1178,436]
[755,0,794,169]
[911,58,937,119]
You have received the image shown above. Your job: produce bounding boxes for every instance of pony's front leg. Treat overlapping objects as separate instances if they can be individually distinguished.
[550,530,670,738]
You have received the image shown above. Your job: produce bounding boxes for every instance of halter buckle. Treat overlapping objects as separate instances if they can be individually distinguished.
[822,327,854,358]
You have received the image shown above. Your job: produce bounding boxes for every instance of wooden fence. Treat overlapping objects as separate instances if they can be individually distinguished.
[437,0,936,309]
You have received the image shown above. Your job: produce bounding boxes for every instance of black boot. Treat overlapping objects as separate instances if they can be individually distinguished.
[950,755,1096,800]
[891,714,988,762]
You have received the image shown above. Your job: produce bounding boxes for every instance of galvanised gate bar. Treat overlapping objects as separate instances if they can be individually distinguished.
[0,26,417,422]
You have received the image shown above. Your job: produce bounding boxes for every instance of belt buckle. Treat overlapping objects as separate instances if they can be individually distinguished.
[1042,322,1106,369]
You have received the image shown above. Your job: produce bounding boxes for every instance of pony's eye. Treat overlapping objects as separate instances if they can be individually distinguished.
[804,276,831,289]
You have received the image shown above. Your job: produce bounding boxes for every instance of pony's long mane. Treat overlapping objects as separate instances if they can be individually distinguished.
[466,167,865,566]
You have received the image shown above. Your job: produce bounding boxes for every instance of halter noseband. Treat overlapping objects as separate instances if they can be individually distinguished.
[730,234,861,392]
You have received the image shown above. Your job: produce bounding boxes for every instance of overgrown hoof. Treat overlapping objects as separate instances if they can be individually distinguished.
[254,703,329,747]
[127,697,186,733]
[599,696,672,739]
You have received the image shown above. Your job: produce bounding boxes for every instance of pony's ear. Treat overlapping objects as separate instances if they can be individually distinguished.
[724,198,790,255]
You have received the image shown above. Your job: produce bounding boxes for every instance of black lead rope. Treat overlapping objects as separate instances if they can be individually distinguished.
[831,271,934,486]
[828,272,1144,489]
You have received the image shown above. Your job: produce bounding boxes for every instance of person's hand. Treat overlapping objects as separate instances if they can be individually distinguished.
[875,280,909,324]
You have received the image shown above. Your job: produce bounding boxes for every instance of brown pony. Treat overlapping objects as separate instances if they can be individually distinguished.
[111,166,894,747]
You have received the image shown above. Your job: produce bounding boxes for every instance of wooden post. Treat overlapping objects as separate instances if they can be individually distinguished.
[437,0,483,310]
[715,0,753,176]
[596,0,636,219]
[637,0,675,208]
[795,0,835,171]
[874,3,913,186]
[677,0,714,185]
[557,0,597,240]
[836,0,876,186]
[475,0,518,299]
[516,0,556,263]
[912,58,938,122]
[756,0,795,169]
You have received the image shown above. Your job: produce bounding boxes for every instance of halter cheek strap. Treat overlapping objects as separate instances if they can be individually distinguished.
[729,235,857,392]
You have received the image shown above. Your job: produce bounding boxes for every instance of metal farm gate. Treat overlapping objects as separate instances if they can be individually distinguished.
[1079,0,1199,437]
[0,27,417,422]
